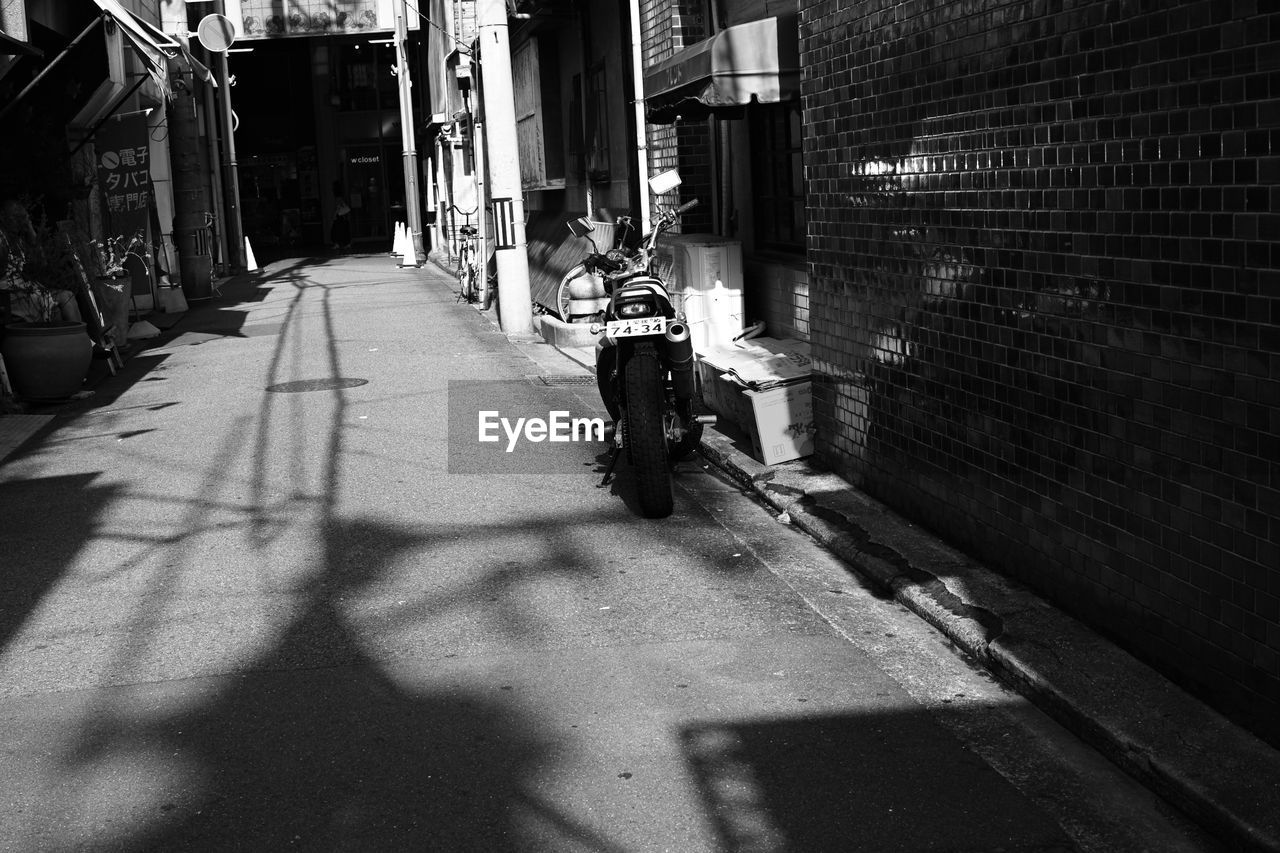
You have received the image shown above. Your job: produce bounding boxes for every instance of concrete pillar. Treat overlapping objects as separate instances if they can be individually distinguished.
[168,72,213,300]
[393,0,425,264]
[476,0,532,334]
[213,45,244,272]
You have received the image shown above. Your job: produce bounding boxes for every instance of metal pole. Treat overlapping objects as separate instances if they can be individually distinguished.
[472,109,488,301]
[628,0,651,235]
[475,0,532,334]
[214,49,243,271]
[394,0,425,264]
[202,74,230,274]
[214,0,244,272]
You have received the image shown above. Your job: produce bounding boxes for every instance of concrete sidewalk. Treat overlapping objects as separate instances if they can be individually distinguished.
[694,430,1280,851]
[4,254,1277,850]
[548,330,1280,851]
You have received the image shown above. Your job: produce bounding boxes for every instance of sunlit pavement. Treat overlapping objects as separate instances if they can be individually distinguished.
[0,252,1230,851]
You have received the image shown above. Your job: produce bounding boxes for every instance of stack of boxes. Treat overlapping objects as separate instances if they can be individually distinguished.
[696,337,814,465]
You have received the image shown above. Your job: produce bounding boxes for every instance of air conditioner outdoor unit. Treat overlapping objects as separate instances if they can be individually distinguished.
[654,234,744,354]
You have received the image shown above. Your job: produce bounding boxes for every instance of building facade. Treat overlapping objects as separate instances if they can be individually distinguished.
[160,0,426,260]
[2,0,187,291]
[475,0,1280,746]
[802,0,1279,743]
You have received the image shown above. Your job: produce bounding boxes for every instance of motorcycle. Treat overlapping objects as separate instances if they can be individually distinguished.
[564,170,714,518]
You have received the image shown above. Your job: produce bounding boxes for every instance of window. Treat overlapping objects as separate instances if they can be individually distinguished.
[332,43,397,112]
[585,62,610,183]
[513,36,564,189]
[749,103,805,253]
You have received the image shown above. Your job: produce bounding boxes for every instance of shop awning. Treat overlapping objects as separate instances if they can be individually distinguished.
[1,29,42,57]
[91,0,180,94]
[66,3,183,148]
[642,15,799,123]
[177,39,215,87]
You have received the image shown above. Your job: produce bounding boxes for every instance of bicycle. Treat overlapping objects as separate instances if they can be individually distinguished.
[450,206,482,305]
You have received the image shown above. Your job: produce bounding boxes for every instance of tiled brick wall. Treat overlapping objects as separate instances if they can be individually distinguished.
[802,0,1280,743]
[640,0,714,233]
[746,258,811,341]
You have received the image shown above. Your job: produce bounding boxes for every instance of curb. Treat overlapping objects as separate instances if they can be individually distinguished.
[537,313,599,349]
[697,427,1280,852]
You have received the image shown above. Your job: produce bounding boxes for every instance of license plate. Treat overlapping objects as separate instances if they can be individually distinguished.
[605,316,666,339]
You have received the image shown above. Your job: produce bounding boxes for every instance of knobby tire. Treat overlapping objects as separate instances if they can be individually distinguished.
[623,348,673,518]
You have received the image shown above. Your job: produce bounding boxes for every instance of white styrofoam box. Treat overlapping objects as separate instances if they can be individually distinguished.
[654,234,744,353]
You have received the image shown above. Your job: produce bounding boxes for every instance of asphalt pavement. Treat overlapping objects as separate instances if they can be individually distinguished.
[0,250,1277,851]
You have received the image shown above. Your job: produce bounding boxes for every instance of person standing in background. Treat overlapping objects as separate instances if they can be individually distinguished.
[330,182,352,251]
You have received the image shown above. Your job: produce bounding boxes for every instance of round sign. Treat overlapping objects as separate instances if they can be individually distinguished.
[197,14,236,52]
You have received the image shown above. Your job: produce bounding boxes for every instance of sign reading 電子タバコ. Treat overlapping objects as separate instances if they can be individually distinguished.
[95,111,151,239]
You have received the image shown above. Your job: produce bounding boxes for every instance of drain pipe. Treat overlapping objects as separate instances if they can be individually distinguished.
[628,0,650,235]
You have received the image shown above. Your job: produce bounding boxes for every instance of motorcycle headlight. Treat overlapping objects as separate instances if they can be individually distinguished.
[617,301,653,318]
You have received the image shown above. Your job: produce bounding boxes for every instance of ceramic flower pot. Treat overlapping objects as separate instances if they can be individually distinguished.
[1,320,93,401]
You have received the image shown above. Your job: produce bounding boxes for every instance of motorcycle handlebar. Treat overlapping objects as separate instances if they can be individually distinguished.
[585,252,625,274]
[676,199,700,214]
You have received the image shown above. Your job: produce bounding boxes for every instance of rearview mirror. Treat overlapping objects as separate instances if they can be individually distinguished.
[648,169,682,195]
[567,216,595,238]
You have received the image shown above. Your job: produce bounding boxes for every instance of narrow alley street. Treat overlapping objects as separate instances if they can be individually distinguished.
[0,256,1223,851]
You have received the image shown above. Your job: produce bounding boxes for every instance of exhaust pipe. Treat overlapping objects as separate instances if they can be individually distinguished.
[664,322,695,400]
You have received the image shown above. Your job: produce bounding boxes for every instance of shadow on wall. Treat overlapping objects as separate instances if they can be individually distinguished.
[808,0,1280,745]
[840,157,1113,506]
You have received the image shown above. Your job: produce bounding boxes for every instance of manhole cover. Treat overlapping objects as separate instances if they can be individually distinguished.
[530,375,596,386]
[266,378,369,393]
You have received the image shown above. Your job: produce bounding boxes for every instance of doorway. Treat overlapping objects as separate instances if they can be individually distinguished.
[341,143,404,245]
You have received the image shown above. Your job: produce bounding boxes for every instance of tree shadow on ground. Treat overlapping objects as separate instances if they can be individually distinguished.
[83,516,561,852]
[681,712,1074,853]
[0,473,119,654]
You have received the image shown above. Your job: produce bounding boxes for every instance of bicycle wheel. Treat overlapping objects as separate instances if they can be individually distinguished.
[554,265,580,320]
[459,251,479,303]
[556,263,605,322]
[455,252,469,302]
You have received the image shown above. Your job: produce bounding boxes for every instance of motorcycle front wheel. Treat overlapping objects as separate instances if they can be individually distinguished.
[623,348,674,518]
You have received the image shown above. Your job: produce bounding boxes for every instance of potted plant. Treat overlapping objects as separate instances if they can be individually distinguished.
[87,229,146,346]
[1,198,94,402]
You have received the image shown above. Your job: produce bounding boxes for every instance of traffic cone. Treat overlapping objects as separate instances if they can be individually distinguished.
[391,221,405,257]
[398,227,418,268]
[244,237,259,272]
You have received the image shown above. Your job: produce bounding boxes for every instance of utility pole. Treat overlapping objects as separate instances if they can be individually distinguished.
[393,0,424,264]
[210,2,244,272]
[475,0,533,334]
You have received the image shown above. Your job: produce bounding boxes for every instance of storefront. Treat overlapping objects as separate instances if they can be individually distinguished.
[642,13,808,342]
